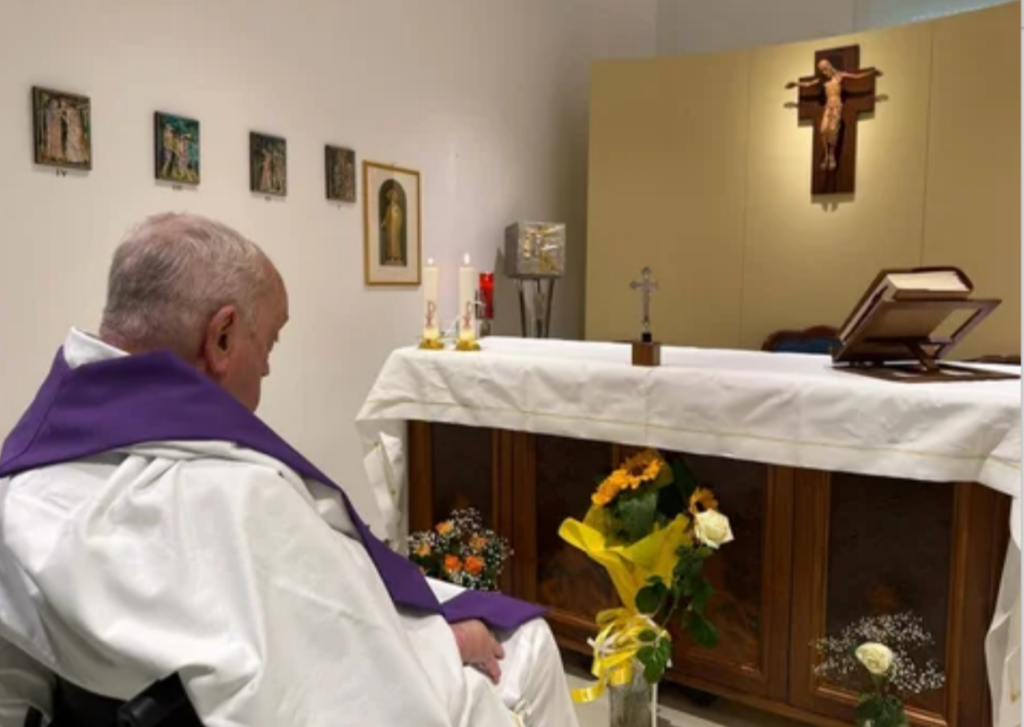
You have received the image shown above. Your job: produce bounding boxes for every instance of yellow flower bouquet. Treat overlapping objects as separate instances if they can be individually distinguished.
[558,448,734,698]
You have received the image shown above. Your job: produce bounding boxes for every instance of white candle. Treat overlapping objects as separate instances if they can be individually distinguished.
[458,253,476,341]
[423,258,440,341]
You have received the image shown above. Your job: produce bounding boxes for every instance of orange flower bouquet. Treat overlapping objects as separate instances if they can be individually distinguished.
[407,508,512,591]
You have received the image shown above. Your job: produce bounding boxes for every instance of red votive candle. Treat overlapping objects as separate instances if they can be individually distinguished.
[479,272,495,319]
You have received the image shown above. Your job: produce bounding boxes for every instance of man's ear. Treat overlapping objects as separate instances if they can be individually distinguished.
[201,305,240,375]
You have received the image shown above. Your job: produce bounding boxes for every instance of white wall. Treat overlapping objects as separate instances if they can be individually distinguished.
[0,0,655,529]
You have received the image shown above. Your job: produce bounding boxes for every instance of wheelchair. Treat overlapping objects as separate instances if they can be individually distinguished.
[24,673,202,727]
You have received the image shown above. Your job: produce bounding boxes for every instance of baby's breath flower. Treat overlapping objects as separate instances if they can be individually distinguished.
[812,612,945,698]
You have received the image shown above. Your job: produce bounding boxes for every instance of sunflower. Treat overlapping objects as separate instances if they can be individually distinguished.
[591,477,622,507]
[689,487,719,517]
[619,449,665,490]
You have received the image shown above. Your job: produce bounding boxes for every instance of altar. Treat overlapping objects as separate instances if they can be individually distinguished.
[355,338,1020,727]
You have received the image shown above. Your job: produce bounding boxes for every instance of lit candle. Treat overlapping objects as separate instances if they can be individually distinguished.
[458,253,476,341]
[479,272,494,320]
[422,257,440,342]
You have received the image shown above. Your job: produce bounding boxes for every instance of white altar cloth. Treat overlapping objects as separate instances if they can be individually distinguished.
[356,337,1020,497]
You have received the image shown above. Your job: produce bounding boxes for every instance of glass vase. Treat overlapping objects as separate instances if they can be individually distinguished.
[608,660,658,727]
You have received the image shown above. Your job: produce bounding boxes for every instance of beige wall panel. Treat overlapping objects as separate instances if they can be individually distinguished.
[585,54,751,348]
[740,22,934,349]
[921,2,1021,359]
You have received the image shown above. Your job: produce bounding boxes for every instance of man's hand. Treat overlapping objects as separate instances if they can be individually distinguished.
[451,619,505,684]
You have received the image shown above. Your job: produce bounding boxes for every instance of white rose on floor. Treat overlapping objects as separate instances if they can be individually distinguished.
[855,642,894,677]
[694,510,734,549]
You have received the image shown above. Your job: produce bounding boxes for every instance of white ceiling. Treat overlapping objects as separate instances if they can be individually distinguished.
[654,0,1016,56]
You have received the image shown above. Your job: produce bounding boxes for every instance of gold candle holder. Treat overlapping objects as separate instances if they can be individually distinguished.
[418,336,444,350]
[455,338,481,352]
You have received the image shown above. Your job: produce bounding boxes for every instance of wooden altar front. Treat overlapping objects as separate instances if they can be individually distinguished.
[407,422,1010,727]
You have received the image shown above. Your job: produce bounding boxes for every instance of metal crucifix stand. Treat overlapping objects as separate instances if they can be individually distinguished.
[630,266,661,367]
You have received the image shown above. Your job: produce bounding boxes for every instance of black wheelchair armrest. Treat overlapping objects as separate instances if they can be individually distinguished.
[27,672,203,727]
[117,674,201,727]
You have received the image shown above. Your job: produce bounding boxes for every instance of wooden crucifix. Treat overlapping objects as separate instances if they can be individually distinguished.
[786,45,882,195]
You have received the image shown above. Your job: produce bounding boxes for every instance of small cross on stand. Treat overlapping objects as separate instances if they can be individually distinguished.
[629,266,661,367]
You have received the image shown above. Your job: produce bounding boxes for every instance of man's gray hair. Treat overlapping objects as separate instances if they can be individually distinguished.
[100,212,275,355]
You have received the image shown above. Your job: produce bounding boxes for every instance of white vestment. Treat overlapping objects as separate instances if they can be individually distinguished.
[0,329,578,727]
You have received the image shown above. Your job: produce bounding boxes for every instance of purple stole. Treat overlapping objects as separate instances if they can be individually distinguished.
[0,348,544,631]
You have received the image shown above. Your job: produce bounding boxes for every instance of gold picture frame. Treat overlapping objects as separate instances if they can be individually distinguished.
[363,160,421,286]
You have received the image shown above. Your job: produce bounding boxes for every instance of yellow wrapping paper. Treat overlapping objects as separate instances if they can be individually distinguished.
[559,511,691,607]
[558,511,692,702]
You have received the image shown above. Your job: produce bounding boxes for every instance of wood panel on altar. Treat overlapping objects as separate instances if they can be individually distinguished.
[408,422,1010,727]
[790,472,1010,727]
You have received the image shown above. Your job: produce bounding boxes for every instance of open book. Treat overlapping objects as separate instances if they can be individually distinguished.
[837,268,970,343]
[832,266,1015,382]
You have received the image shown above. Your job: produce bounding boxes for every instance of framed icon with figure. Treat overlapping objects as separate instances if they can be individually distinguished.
[325,145,356,203]
[32,86,92,171]
[363,160,421,286]
[250,132,287,197]
[154,112,200,185]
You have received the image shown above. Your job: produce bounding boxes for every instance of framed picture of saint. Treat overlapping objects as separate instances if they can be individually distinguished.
[325,145,356,202]
[249,132,287,197]
[362,160,421,286]
[154,112,200,185]
[32,86,92,171]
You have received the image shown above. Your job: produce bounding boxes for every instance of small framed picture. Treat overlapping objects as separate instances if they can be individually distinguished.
[250,132,287,196]
[325,145,356,202]
[154,112,200,185]
[363,160,421,286]
[32,86,92,170]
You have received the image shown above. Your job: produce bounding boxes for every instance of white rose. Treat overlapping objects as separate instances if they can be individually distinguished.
[855,642,894,677]
[694,510,734,549]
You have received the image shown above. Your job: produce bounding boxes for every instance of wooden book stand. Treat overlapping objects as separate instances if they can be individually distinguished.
[831,267,1019,383]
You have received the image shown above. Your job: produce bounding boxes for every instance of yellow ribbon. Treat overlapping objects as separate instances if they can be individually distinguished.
[570,608,669,704]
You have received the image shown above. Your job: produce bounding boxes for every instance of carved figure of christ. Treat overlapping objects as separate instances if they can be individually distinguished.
[786,46,882,195]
